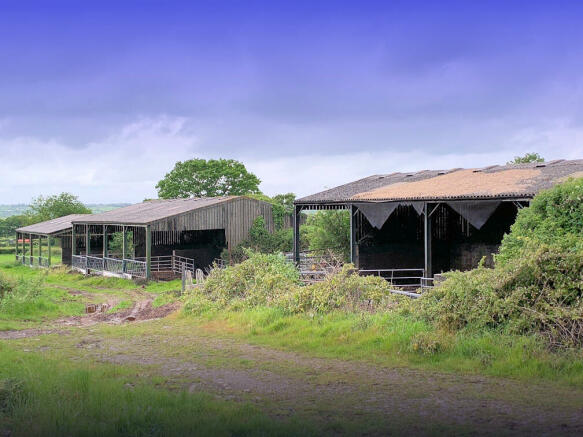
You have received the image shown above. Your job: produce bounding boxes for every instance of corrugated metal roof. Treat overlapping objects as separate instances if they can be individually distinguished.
[296,159,583,203]
[72,196,241,225]
[16,214,90,236]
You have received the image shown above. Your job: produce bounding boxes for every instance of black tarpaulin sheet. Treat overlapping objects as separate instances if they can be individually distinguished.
[356,203,399,229]
[446,201,501,230]
[356,201,425,229]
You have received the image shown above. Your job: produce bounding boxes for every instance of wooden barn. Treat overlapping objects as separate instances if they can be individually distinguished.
[293,159,583,288]
[70,196,274,279]
[15,214,90,267]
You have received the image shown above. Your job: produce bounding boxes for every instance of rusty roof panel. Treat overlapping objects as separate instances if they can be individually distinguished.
[296,159,583,203]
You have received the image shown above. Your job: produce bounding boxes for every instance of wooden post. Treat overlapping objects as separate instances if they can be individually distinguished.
[29,233,33,266]
[424,202,432,279]
[350,204,358,268]
[103,225,108,259]
[47,236,52,267]
[85,224,90,270]
[145,225,152,280]
[293,205,301,263]
[122,226,127,273]
[38,234,42,266]
[72,225,76,256]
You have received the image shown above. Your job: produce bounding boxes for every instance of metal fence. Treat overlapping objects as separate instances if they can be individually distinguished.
[72,254,194,279]
[358,268,433,291]
[16,255,50,268]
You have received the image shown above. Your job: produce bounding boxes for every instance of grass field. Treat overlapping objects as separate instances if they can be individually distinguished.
[2,253,583,435]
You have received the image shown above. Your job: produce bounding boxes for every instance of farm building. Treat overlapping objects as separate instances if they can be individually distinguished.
[15,214,89,267]
[293,159,583,287]
[70,196,274,279]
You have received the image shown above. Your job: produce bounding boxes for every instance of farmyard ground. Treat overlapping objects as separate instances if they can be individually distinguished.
[1,254,583,436]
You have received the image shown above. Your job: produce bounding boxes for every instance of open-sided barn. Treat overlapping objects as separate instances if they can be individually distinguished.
[15,214,89,267]
[293,159,583,288]
[70,196,274,279]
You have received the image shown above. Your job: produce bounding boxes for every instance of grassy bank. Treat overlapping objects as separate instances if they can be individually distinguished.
[0,254,181,330]
[183,305,583,386]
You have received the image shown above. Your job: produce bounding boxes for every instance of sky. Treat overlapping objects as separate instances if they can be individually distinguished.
[0,0,582,204]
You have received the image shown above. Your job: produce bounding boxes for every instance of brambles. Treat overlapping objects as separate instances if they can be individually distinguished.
[184,251,401,315]
[416,178,583,347]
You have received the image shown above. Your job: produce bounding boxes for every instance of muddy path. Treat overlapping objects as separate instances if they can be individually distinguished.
[0,288,180,339]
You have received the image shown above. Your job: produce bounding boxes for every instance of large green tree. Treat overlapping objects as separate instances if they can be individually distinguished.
[156,158,261,199]
[28,192,91,222]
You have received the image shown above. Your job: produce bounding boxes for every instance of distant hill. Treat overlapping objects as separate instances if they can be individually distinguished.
[0,203,131,218]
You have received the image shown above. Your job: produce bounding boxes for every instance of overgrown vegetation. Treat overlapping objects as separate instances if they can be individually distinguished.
[187,250,401,315]
[302,210,350,261]
[221,217,293,264]
[415,177,583,348]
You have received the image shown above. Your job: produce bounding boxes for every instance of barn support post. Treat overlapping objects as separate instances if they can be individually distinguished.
[72,225,76,257]
[293,205,301,263]
[350,204,358,268]
[29,233,33,266]
[424,202,433,279]
[47,235,52,267]
[122,226,127,273]
[85,224,90,270]
[103,225,108,259]
[38,234,42,266]
[145,225,152,280]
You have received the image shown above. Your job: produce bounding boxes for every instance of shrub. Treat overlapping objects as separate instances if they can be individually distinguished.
[0,272,12,299]
[282,265,402,314]
[184,252,402,315]
[497,177,583,264]
[186,250,300,313]
[416,240,583,347]
[221,217,293,264]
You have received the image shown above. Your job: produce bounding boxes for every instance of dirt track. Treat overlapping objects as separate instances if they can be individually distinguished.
[2,293,583,435]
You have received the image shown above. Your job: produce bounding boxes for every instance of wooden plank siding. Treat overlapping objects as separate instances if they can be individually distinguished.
[148,197,274,248]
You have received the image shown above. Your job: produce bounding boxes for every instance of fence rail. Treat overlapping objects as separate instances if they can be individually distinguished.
[16,255,50,268]
[359,268,433,291]
[71,254,194,280]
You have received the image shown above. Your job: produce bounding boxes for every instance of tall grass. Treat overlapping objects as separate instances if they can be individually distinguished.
[189,306,583,386]
[0,344,310,437]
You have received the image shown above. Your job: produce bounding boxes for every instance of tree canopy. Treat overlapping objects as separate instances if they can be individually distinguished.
[156,158,261,199]
[507,152,544,165]
[28,193,91,223]
[0,215,29,237]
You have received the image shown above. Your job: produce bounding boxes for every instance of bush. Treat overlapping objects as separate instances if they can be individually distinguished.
[184,252,402,315]
[282,265,402,314]
[0,272,13,299]
[497,177,583,264]
[185,250,300,313]
[221,217,293,264]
